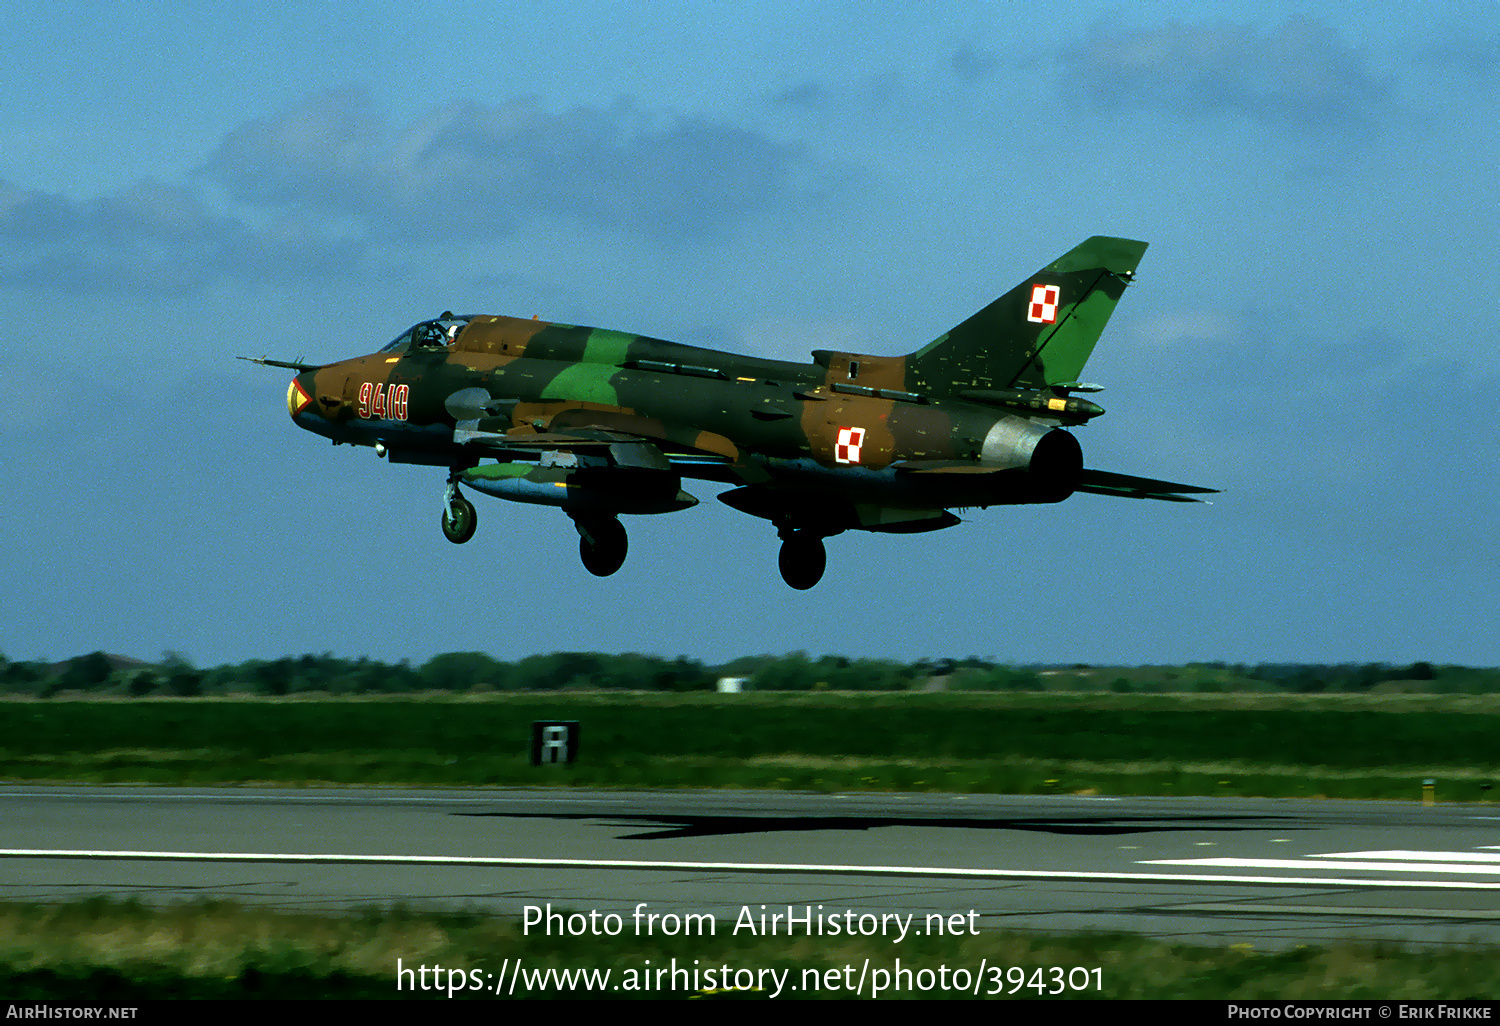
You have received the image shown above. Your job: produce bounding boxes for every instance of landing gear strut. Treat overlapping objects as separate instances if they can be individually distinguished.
[441,479,477,544]
[777,530,826,590]
[573,515,628,577]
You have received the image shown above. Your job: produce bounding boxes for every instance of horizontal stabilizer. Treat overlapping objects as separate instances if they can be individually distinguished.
[892,460,1013,475]
[1076,469,1218,502]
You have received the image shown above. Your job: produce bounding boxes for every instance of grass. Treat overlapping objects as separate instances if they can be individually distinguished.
[1,897,1497,999]
[0,692,1495,801]
[4,694,1497,998]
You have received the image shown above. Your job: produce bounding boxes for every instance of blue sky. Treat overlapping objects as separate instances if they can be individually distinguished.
[1,2,1495,669]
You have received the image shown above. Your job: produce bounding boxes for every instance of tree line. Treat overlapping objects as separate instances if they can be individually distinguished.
[0,652,1491,697]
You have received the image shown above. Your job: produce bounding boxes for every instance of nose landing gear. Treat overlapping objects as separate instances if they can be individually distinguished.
[441,479,477,544]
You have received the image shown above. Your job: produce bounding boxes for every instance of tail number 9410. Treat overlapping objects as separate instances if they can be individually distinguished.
[358,382,410,420]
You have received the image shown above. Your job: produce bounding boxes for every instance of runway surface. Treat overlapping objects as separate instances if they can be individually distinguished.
[3,785,1499,949]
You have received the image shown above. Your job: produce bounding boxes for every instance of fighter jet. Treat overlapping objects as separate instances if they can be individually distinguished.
[245,236,1214,588]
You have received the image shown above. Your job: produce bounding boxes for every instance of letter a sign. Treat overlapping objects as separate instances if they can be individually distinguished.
[531,721,579,765]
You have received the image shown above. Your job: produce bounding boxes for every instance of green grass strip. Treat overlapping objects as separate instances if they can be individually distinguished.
[0,898,1496,1000]
[2,694,1497,800]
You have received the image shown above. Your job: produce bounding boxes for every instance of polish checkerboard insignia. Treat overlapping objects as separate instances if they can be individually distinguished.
[835,426,866,464]
[1027,283,1060,324]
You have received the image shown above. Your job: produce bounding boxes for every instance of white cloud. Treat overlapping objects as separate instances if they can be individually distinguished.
[1132,310,1239,347]
[200,92,827,242]
[0,89,835,295]
[1061,18,1393,131]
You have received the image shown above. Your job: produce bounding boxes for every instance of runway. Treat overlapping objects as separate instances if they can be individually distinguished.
[3,785,1499,949]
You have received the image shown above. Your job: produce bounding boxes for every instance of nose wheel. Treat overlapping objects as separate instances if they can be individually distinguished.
[778,531,826,590]
[574,515,628,577]
[442,480,477,544]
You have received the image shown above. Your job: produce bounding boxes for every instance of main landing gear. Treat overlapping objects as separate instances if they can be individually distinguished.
[572,515,628,577]
[439,473,824,587]
[777,529,827,590]
[438,476,630,577]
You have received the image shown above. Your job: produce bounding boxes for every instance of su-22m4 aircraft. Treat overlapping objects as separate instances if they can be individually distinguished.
[246,236,1215,589]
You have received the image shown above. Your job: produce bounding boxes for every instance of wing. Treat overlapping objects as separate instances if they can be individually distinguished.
[1075,469,1218,503]
[444,388,739,472]
[893,461,1215,500]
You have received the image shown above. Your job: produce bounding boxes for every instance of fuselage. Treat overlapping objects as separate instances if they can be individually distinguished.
[287,313,1083,513]
[256,237,1209,588]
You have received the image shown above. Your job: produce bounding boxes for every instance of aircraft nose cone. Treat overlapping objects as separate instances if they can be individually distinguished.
[287,373,314,418]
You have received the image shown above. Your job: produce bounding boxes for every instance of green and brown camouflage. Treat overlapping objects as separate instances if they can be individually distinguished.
[249,236,1214,588]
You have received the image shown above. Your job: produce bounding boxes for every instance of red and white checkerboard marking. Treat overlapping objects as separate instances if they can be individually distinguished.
[835,426,866,464]
[1027,283,1060,324]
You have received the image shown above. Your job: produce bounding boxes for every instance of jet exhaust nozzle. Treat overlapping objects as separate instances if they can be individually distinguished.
[980,415,1081,503]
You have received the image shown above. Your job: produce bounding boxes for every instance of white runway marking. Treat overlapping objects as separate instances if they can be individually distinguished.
[1145,848,1500,882]
[1311,850,1500,863]
[6,849,1500,890]
[1144,858,1500,875]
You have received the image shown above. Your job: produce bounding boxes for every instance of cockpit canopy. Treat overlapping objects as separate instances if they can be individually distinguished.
[380,313,475,354]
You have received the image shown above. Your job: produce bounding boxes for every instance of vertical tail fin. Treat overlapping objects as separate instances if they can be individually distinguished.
[906,236,1148,397]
